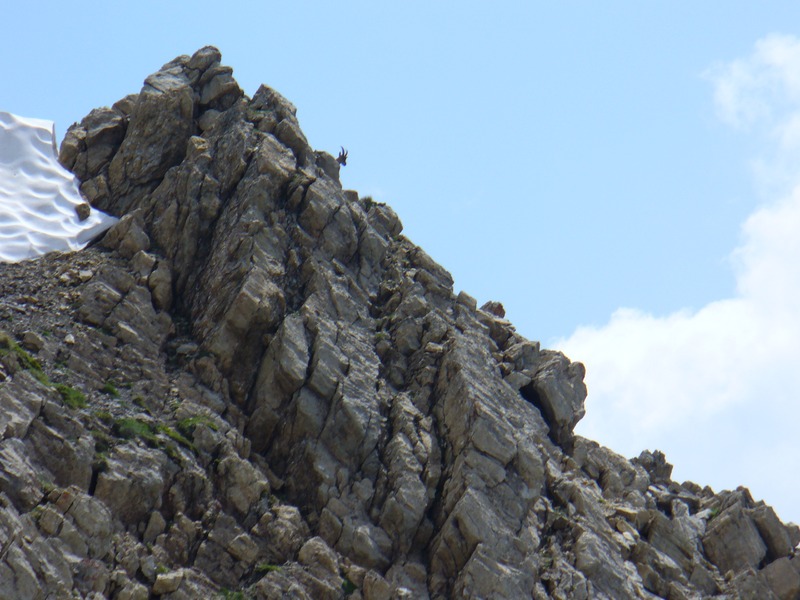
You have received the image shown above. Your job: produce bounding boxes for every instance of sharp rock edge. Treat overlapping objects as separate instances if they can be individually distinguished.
[0,46,798,599]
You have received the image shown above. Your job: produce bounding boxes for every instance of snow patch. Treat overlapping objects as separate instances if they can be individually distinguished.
[0,111,117,263]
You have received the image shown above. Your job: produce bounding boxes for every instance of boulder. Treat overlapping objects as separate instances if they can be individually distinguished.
[521,351,587,447]
[703,504,767,574]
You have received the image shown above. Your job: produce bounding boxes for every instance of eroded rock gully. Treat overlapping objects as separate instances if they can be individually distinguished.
[0,46,797,599]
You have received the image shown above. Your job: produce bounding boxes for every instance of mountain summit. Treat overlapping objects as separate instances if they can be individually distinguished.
[0,46,797,599]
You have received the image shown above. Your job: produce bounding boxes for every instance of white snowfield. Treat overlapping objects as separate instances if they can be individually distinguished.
[0,111,117,263]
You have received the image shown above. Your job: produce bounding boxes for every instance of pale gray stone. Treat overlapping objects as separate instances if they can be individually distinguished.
[117,581,150,600]
[93,444,166,526]
[227,532,259,564]
[148,262,173,311]
[143,511,167,545]
[152,569,184,594]
[216,454,269,517]
[751,504,793,560]
[298,536,339,577]
[21,331,44,352]
[703,504,767,574]
[0,439,44,510]
[521,351,586,447]
[0,373,44,439]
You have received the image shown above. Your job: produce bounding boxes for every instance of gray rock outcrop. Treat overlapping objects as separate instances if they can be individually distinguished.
[0,46,796,599]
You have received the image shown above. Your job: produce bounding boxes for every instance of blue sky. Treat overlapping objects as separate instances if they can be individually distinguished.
[5,2,800,522]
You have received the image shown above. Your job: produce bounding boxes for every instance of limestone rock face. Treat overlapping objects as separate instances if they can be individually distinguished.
[0,46,795,598]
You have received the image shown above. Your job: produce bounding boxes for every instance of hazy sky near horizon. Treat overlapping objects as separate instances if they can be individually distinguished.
[4,2,800,522]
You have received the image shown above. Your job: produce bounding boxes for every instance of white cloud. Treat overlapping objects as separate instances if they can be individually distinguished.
[707,33,800,132]
[560,35,800,524]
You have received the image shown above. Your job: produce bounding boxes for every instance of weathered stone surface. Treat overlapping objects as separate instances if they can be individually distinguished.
[703,503,767,574]
[94,444,166,526]
[60,105,127,178]
[21,331,44,352]
[148,261,173,311]
[75,202,92,221]
[102,213,151,258]
[117,581,149,600]
[751,503,794,561]
[27,420,94,491]
[0,372,44,439]
[254,504,310,563]
[216,453,269,517]
[521,351,587,447]
[152,569,184,594]
[762,556,800,599]
[0,438,44,510]
[478,300,504,318]
[633,449,674,484]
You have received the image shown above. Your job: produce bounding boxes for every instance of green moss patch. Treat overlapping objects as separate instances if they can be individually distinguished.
[0,333,50,385]
[55,383,87,409]
[110,417,197,459]
[255,563,282,574]
[156,424,195,451]
[342,577,357,595]
[176,415,218,438]
[100,381,120,398]
[112,418,158,445]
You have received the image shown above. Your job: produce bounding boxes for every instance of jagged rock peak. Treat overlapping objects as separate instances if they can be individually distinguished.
[0,47,797,599]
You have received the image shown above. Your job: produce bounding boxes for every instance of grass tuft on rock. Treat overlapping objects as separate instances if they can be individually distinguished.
[176,415,218,438]
[342,577,357,595]
[110,417,196,459]
[0,331,50,385]
[55,383,87,409]
[100,381,120,397]
[112,418,158,445]
[255,563,282,574]
[156,424,195,451]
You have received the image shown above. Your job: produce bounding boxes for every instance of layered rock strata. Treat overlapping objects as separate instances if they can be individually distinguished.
[0,47,797,599]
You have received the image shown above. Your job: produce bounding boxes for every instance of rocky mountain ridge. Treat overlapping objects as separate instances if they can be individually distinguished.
[0,46,798,599]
